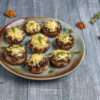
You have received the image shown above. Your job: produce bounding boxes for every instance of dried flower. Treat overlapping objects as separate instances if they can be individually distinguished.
[4,9,16,18]
[76,21,86,30]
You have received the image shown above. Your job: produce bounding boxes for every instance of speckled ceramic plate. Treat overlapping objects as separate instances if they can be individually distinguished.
[0,17,85,80]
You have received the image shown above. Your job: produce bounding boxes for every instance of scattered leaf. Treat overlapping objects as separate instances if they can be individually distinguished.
[76,21,86,30]
[4,9,16,18]
[89,12,100,24]
[89,17,97,24]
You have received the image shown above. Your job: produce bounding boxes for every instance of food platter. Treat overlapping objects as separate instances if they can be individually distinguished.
[0,17,85,80]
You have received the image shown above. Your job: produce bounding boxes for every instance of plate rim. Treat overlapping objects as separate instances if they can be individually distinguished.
[0,16,86,80]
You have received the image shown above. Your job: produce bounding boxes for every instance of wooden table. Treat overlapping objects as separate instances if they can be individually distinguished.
[0,0,100,100]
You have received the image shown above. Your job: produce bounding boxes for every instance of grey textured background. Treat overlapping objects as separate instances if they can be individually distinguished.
[0,0,100,100]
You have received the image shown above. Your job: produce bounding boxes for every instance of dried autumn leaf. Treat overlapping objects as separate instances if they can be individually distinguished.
[4,9,16,18]
[76,21,86,30]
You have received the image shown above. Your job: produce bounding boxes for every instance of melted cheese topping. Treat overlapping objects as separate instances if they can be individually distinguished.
[57,33,73,43]
[28,54,44,66]
[45,20,59,32]
[6,45,25,57]
[51,50,71,60]
[26,20,40,33]
[30,34,49,48]
[6,27,24,41]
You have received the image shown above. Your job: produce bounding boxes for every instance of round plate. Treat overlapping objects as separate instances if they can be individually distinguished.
[0,17,85,80]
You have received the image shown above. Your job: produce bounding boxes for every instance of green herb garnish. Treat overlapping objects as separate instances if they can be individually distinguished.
[67,29,73,33]
[48,70,54,74]
[95,12,100,19]
[61,33,69,40]
[56,51,66,56]
[70,51,80,55]
[38,36,43,44]
[29,22,34,26]
[56,51,80,57]
[12,27,16,32]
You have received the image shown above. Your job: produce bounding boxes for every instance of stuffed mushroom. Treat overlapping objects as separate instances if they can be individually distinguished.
[41,20,62,37]
[26,53,48,74]
[3,44,26,65]
[24,20,41,35]
[56,33,74,50]
[49,49,72,68]
[5,27,25,44]
[29,33,50,53]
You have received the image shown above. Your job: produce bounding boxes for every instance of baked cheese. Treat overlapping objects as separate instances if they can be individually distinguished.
[28,54,44,66]
[30,33,49,48]
[57,33,73,43]
[6,27,24,41]
[6,45,25,57]
[45,20,59,32]
[51,49,71,60]
[26,20,40,33]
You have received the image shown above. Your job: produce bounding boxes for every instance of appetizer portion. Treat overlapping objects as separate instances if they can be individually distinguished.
[49,49,72,68]
[3,45,26,65]
[5,27,25,44]
[56,33,74,50]
[41,20,62,37]
[29,33,50,53]
[24,20,41,35]
[26,54,48,74]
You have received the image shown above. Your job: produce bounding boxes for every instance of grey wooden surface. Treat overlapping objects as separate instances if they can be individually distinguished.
[0,0,100,100]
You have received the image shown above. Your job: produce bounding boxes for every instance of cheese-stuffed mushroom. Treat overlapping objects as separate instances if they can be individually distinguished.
[56,33,74,50]
[5,27,25,44]
[24,20,41,35]
[3,45,26,65]
[41,20,62,37]
[26,54,48,74]
[49,49,72,68]
[29,33,50,53]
